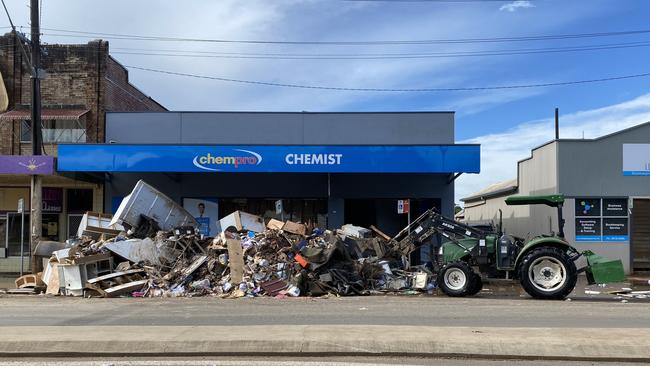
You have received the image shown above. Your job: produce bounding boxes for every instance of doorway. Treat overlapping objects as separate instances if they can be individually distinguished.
[632,199,650,271]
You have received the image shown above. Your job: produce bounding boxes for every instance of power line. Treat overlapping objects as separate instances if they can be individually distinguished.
[35,26,650,46]
[344,0,525,2]
[124,65,650,92]
[0,0,34,71]
[110,40,650,60]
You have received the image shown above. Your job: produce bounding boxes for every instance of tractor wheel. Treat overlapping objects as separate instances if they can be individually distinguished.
[467,273,483,296]
[519,247,577,300]
[438,261,476,297]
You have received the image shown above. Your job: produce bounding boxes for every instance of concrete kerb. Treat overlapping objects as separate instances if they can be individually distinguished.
[0,325,649,362]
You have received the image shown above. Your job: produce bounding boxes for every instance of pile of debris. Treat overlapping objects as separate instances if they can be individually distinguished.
[15,180,436,298]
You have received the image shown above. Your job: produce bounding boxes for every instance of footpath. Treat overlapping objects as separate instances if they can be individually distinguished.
[0,325,649,362]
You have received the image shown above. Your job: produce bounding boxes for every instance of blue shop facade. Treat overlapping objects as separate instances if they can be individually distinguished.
[57,111,480,261]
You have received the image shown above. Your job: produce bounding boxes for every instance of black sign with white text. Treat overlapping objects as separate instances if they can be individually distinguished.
[603,198,628,217]
[603,218,629,241]
[575,218,601,241]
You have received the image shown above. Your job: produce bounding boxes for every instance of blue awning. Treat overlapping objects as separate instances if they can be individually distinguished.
[57,144,480,174]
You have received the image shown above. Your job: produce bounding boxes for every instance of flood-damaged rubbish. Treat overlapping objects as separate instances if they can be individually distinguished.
[77,212,124,240]
[13,180,441,298]
[13,180,639,300]
[217,210,265,234]
[110,180,197,231]
[15,274,44,289]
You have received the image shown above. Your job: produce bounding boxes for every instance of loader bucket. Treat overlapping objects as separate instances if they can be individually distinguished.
[583,250,626,284]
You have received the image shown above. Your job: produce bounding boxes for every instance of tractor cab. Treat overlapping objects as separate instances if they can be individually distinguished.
[504,194,567,239]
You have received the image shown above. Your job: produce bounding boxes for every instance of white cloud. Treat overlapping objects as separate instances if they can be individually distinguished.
[456,93,650,203]
[444,87,546,116]
[0,0,610,112]
[500,1,536,12]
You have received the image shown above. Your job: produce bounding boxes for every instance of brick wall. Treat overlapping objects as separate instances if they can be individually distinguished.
[105,56,165,112]
[0,33,26,155]
[0,31,165,155]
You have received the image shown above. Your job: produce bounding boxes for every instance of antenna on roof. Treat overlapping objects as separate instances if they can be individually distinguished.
[554,107,559,140]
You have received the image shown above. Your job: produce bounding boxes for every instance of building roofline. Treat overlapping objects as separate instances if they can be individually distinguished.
[517,120,650,165]
[462,120,650,205]
[106,55,168,111]
[105,111,456,114]
[461,185,518,202]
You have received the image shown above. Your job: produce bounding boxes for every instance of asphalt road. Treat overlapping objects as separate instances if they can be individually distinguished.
[0,357,643,366]
[1,293,648,328]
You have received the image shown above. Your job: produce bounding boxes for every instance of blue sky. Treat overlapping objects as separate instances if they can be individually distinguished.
[3,0,650,201]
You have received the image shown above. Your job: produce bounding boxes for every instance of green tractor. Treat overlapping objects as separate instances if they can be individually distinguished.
[390,195,625,299]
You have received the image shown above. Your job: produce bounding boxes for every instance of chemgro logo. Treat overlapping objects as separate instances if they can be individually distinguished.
[193,149,262,171]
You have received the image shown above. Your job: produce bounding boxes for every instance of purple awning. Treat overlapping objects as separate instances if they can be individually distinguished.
[0,155,55,175]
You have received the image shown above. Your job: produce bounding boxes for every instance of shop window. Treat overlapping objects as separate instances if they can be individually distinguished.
[5,213,29,257]
[20,119,86,143]
[67,189,94,214]
[5,213,59,256]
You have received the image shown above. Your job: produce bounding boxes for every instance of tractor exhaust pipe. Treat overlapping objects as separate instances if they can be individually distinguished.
[498,209,503,237]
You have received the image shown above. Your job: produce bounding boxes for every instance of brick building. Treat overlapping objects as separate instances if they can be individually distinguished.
[0,31,165,270]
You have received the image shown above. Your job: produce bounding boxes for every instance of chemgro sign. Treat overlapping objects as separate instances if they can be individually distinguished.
[193,149,262,171]
[57,144,480,173]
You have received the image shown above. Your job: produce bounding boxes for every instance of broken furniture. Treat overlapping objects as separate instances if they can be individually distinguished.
[110,179,197,231]
[77,212,123,240]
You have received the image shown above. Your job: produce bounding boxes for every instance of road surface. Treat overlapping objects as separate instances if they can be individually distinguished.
[0,293,648,328]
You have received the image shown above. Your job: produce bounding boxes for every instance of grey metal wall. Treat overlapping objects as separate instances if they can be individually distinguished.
[555,124,650,273]
[557,124,650,196]
[106,112,455,145]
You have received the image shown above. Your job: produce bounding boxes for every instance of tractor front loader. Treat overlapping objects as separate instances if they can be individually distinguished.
[388,195,625,299]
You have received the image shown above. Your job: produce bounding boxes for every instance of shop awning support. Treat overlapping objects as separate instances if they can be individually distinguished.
[447,172,463,184]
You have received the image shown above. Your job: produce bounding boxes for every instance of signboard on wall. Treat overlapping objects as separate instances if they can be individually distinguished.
[0,155,55,175]
[575,198,600,217]
[574,197,629,242]
[57,144,481,174]
[623,144,650,176]
[603,218,629,241]
[42,187,63,213]
[397,199,410,214]
[575,218,601,242]
[183,198,219,237]
[602,198,628,217]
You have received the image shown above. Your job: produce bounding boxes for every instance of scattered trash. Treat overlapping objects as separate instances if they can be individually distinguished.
[12,180,442,299]
[18,180,642,301]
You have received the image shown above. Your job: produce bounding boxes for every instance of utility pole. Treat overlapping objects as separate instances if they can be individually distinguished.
[29,0,42,270]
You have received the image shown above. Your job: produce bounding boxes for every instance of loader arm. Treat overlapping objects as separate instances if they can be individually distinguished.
[387,209,486,257]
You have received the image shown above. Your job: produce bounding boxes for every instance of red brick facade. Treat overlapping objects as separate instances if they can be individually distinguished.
[0,31,165,156]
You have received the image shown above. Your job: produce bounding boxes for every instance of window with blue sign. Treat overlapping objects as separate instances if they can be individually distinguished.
[575,198,629,242]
